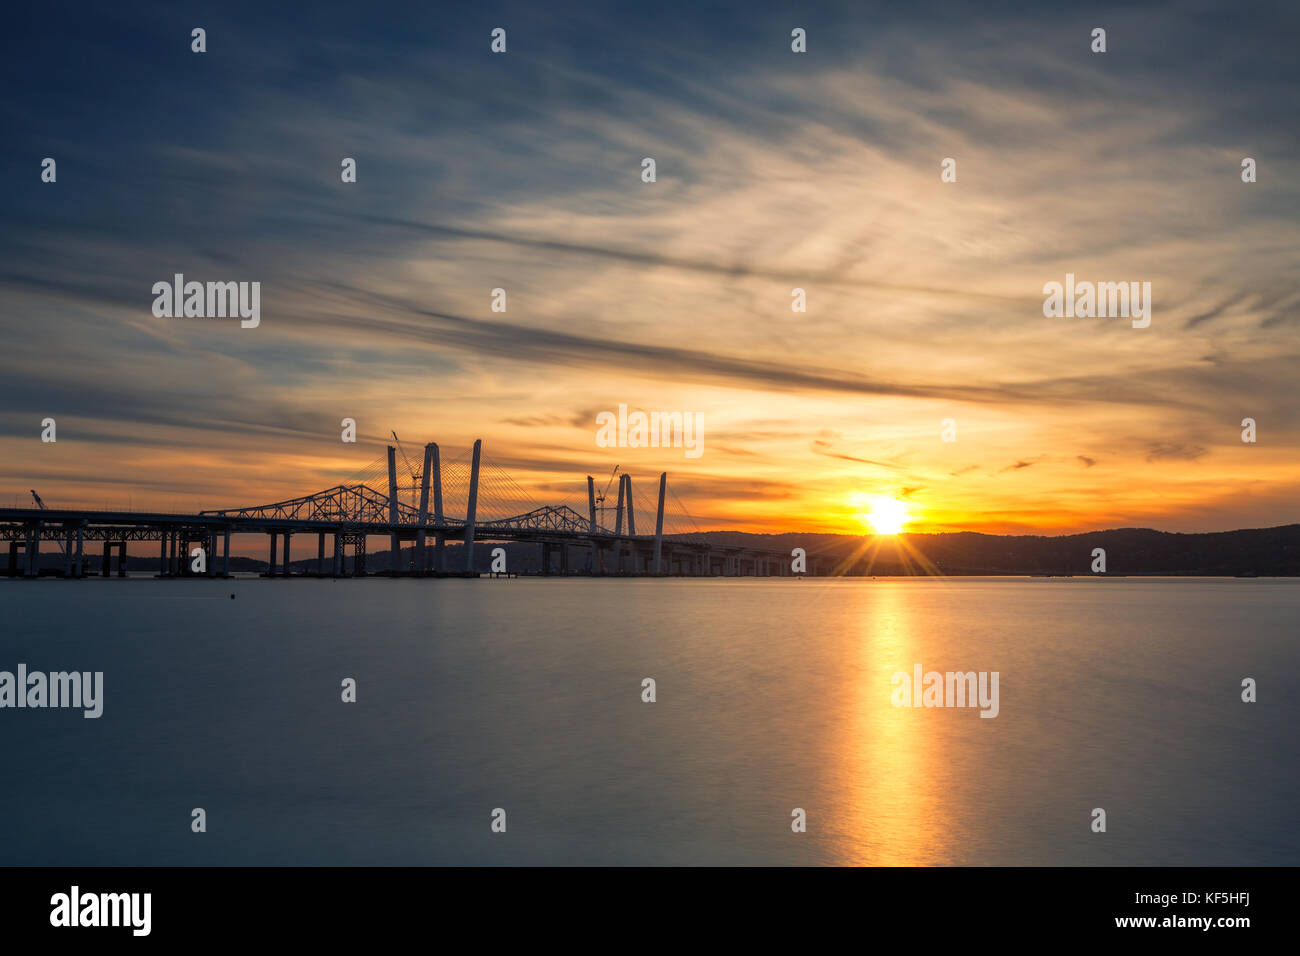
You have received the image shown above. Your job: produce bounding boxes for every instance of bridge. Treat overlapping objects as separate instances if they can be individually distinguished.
[0,439,810,578]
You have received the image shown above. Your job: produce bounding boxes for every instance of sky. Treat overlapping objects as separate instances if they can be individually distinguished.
[2,0,1298,535]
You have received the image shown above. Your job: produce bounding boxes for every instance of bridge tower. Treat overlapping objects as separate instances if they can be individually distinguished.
[387,445,401,572]
[416,442,434,574]
[653,472,666,575]
[463,439,481,573]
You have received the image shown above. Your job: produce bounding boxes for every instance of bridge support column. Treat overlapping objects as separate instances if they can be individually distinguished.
[268,533,277,577]
[463,439,481,573]
[27,525,40,577]
[387,445,401,574]
[624,476,638,576]
[430,442,444,574]
[282,532,291,576]
[653,472,666,575]
[207,533,216,577]
[74,527,84,578]
[613,474,626,574]
[317,533,325,575]
[417,443,435,575]
[332,532,343,577]
[63,530,73,578]
[158,536,166,576]
[624,475,636,536]
[587,475,602,575]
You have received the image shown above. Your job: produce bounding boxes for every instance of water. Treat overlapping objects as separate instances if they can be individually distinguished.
[1,577,1296,865]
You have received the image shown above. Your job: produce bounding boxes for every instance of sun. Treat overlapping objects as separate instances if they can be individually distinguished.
[860,496,909,535]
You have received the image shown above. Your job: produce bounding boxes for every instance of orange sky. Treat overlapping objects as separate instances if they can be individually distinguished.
[3,16,1297,536]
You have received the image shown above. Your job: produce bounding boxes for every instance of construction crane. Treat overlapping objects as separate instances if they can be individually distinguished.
[594,465,620,527]
[390,431,420,490]
[30,490,67,556]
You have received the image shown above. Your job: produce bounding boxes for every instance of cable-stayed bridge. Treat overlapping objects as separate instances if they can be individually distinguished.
[0,439,803,578]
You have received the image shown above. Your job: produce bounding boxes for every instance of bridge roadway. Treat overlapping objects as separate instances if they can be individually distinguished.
[0,506,799,579]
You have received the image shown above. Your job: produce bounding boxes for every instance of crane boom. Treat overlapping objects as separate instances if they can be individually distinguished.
[391,431,418,481]
[596,465,619,505]
[30,490,67,556]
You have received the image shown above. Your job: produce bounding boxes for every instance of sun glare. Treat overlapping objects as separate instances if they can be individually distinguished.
[861,496,909,535]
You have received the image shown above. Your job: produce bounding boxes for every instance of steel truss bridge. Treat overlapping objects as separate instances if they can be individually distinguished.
[1,439,811,579]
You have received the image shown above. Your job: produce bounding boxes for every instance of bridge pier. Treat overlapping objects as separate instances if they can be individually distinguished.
[352,535,366,576]
[99,541,126,577]
[74,526,84,578]
[26,525,40,576]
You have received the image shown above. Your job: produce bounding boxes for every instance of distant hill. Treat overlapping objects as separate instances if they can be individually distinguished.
[680,525,1300,576]
[34,525,1299,576]
[313,524,1300,576]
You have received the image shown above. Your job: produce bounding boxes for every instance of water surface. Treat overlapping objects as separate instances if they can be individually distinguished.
[1,577,1295,865]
